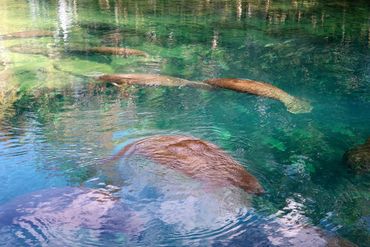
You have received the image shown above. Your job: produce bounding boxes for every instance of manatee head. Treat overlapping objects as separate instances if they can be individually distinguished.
[284,97,313,114]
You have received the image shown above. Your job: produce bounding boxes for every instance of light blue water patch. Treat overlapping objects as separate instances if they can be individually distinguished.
[0,152,68,204]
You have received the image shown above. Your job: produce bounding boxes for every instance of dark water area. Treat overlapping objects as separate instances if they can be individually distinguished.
[0,0,369,246]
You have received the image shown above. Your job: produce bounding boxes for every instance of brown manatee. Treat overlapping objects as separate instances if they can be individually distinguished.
[96,73,213,89]
[110,135,264,195]
[70,46,149,57]
[0,187,144,246]
[0,30,53,40]
[204,78,312,114]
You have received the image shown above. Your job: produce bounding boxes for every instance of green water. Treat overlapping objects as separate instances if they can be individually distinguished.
[0,0,369,246]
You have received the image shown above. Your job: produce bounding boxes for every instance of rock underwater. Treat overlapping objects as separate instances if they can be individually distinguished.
[343,137,370,173]
[204,78,312,114]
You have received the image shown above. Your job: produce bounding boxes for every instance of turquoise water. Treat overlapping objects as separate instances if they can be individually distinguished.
[0,0,369,246]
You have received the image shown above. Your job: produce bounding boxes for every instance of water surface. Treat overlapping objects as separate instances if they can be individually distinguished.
[0,0,369,246]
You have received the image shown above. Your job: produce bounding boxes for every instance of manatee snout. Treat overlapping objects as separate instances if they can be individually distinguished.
[238,174,265,195]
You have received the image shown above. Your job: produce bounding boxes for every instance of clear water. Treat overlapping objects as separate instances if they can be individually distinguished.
[0,0,369,246]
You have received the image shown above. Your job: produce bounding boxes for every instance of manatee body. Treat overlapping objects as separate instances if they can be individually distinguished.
[96,73,212,89]
[111,135,264,194]
[0,187,142,246]
[343,137,370,173]
[72,46,148,57]
[264,209,357,247]
[7,45,146,58]
[8,44,58,57]
[0,30,53,40]
[102,31,123,45]
[204,78,312,114]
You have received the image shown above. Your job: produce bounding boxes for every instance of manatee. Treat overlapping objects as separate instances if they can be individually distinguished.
[102,31,123,45]
[343,137,370,173]
[0,187,143,246]
[0,187,355,247]
[7,44,59,58]
[96,73,213,89]
[263,203,357,247]
[204,78,312,114]
[109,135,264,194]
[0,30,53,40]
[70,46,149,57]
[79,22,119,33]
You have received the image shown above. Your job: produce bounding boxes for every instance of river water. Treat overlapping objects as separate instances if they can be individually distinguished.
[0,0,369,246]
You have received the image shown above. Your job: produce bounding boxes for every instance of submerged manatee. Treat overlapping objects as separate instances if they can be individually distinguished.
[110,135,264,194]
[204,78,312,114]
[343,137,370,173]
[70,46,148,57]
[96,73,213,89]
[0,187,143,246]
[8,44,59,58]
[0,30,53,40]
[0,187,355,247]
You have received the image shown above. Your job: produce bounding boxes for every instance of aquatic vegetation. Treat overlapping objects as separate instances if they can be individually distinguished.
[262,136,287,152]
[285,155,316,178]
[55,58,114,76]
[0,0,369,246]
[0,68,19,119]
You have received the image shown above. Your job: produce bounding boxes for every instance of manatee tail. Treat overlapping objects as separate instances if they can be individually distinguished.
[52,63,92,79]
[283,96,313,114]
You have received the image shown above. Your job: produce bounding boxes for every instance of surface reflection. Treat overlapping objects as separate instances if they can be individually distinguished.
[0,0,369,246]
[57,0,76,42]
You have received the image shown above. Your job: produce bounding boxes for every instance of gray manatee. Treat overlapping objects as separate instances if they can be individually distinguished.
[0,185,356,247]
[0,30,53,40]
[72,46,149,57]
[0,187,144,246]
[96,73,213,89]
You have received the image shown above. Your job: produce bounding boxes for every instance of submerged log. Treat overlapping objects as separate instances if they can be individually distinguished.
[0,30,53,40]
[110,135,264,194]
[204,78,312,114]
[96,73,213,89]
